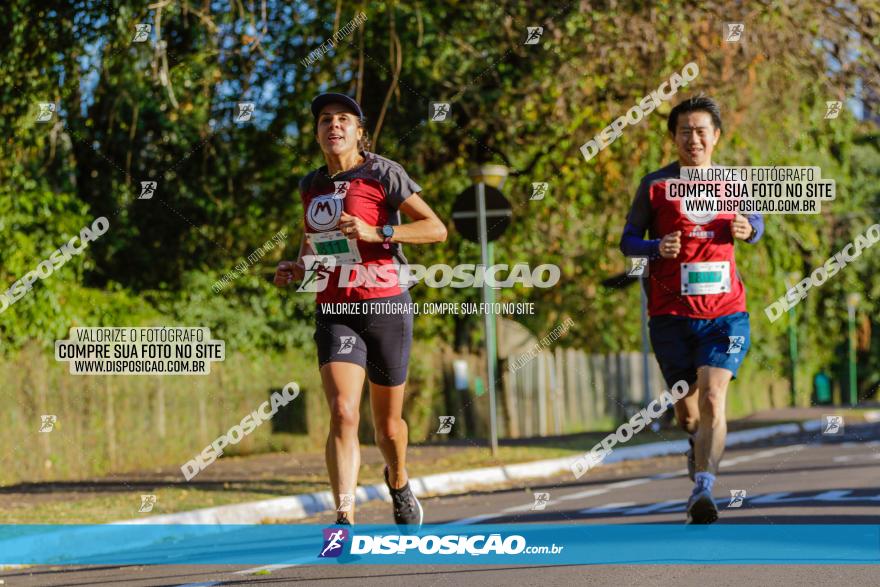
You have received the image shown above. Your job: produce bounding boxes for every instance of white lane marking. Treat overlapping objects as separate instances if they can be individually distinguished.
[497,471,660,514]
[451,443,806,524]
[182,560,305,584]
[723,445,804,467]
[579,502,636,514]
[503,502,544,513]
[234,563,301,575]
[606,478,652,489]
[591,489,880,516]
[833,453,880,463]
[556,488,611,502]
[652,470,686,480]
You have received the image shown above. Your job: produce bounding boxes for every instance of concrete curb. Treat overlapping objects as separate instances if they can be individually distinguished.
[115,419,824,525]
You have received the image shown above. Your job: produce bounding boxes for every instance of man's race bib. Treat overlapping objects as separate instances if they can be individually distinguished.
[307,230,362,265]
[680,261,730,295]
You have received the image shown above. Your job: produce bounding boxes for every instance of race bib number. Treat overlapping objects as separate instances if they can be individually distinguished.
[307,230,362,265]
[680,261,730,295]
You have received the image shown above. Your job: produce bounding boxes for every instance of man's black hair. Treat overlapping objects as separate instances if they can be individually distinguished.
[667,96,723,134]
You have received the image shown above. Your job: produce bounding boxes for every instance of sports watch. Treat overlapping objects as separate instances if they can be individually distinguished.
[381,224,394,249]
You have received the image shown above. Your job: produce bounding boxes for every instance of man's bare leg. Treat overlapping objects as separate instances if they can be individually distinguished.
[694,366,733,476]
[673,379,700,481]
[673,379,700,435]
[684,366,733,524]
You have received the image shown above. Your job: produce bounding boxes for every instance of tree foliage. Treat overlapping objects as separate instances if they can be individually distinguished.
[1,0,878,396]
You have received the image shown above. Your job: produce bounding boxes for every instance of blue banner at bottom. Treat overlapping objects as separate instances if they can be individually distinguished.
[1,524,878,565]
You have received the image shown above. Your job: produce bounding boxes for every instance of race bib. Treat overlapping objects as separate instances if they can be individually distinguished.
[680,261,730,295]
[307,230,362,265]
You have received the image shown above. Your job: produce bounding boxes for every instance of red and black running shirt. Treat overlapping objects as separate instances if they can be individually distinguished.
[623,162,747,319]
[298,151,421,304]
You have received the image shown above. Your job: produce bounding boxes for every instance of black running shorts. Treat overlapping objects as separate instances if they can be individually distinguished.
[314,290,414,386]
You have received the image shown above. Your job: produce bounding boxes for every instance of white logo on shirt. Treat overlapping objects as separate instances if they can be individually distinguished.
[306,195,342,231]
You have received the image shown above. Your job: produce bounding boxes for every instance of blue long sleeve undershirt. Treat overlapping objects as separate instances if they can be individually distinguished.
[619,215,764,259]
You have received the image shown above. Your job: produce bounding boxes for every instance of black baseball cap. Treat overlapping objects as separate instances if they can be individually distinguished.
[310,93,364,120]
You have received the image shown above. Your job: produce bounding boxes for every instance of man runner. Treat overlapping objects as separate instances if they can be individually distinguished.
[619,96,764,524]
[275,93,447,527]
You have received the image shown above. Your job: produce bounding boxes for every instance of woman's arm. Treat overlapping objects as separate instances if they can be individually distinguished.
[390,194,447,244]
[273,234,309,287]
[337,193,448,244]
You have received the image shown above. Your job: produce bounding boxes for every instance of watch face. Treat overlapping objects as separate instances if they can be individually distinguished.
[382,225,394,237]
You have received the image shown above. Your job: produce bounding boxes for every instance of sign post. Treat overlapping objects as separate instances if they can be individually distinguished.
[451,168,511,455]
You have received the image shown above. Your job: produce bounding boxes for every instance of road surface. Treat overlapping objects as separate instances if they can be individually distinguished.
[2,422,878,586]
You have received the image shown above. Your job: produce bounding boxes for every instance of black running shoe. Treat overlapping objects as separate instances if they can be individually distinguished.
[335,512,352,526]
[686,436,696,482]
[384,466,424,529]
[686,489,718,524]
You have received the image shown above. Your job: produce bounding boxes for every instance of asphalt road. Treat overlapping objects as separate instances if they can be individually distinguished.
[3,422,879,586]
